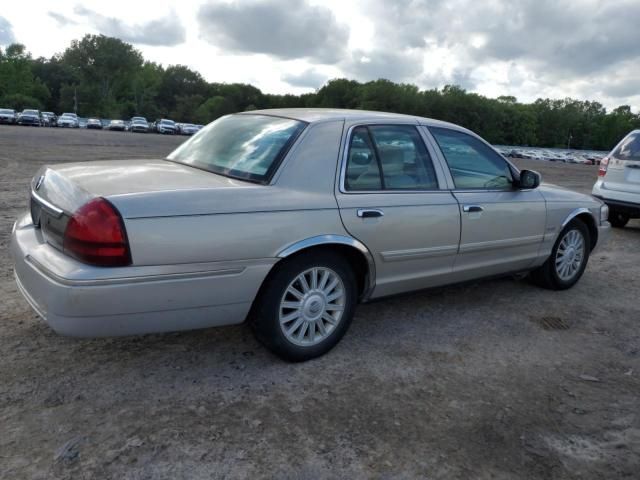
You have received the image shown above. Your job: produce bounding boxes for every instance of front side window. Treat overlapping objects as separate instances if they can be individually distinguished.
[430,127,513,189]
[345,125,438,191]
[167,114,307,183]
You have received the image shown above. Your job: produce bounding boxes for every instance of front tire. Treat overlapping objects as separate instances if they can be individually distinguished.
[251,252,357,362]
[609,210,629,228]
[530,219,590,290]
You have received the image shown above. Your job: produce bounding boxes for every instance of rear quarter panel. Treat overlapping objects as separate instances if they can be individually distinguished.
[116,120,349,266]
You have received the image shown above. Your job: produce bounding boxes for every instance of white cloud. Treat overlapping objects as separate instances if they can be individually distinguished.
[0,16,15,45]
[1,0,639,110]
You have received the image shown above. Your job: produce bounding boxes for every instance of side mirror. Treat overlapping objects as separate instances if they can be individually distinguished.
[518,170,541,189]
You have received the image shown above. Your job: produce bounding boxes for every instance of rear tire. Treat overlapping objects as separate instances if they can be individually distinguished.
[609,210,629,228]
[251,251,357,362]
[530,219,590,290]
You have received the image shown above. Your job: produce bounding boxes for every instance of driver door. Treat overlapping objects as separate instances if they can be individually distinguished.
[426,126,547,279]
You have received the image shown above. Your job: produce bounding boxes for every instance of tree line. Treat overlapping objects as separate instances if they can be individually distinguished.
[1,34,638,150]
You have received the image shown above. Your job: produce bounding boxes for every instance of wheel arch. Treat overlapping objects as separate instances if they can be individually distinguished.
[275,235,376,302]
[561,208,598,251]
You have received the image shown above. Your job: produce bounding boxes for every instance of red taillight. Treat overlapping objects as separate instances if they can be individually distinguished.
[63,198,131,267]
[598,157,609,177]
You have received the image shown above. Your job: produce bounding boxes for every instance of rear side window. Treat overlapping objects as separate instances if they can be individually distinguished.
[167,114,307,183]
[345,125,438,191]
[345,128,382,190]
[430,127,513,189]
[612,132,640,161]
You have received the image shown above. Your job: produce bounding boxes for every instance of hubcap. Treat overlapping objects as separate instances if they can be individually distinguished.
[555,229,585,281]
[279,267,346,347]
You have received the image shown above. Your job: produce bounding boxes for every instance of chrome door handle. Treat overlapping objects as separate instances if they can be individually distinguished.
[357,209,384,218]
[463,205,484,213]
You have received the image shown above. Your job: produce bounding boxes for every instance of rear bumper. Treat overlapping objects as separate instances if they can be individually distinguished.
[592,181,640,216]
[593,195,640,217]
[11,213,275,337]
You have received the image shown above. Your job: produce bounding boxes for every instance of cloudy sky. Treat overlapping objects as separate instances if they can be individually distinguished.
[1,0,639,110]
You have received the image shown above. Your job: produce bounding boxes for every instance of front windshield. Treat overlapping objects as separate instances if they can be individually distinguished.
[167,114,307,183]
[0,109,14,114]
[23,110,38,115]
[161,119,175,125]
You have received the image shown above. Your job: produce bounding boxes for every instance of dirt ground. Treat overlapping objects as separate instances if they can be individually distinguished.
[1,126,638,479]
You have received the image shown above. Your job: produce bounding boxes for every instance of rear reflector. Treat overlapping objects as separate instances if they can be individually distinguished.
[598,157,609,177]
[63,198,131,267]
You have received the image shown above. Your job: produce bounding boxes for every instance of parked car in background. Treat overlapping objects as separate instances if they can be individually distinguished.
[41,112,57,127]
[130,117,149,133]
[107,119,126,131]
[0,108,17,124]
[155,118,177,134]
[17,109,42,126]
[11,109,610,361]
[180,123,199,135]
[86,118,103,130]
[57,113,79,128]
[592,129,640,228]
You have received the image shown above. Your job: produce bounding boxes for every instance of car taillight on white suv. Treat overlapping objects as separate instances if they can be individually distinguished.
[598,156,609,177]
[63,198,131,267]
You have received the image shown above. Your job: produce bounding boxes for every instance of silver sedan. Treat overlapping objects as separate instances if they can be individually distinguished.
[11,109,610,361]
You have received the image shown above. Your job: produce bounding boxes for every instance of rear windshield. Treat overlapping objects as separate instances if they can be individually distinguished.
[612,132,640,161]
[167,114,307,183]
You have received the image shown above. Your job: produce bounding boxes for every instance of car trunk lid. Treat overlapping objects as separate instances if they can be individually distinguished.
[29,159,256,251]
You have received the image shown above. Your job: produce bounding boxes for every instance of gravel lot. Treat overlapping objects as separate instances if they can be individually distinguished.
[1,126,638,479]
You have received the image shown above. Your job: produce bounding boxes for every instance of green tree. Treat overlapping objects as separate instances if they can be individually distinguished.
[0,43,50,108]
[60,34,143,116]
[194,96,236,124]
[1,36,637,151]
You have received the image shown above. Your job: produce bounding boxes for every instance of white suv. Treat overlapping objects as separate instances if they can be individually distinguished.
[592,130,640,228]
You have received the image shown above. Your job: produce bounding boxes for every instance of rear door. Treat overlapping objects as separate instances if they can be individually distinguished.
[335,122,461,298]
[603,131,640,194]
[426,126,547,279]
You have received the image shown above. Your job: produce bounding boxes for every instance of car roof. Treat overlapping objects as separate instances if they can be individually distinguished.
[240,108,463,129]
